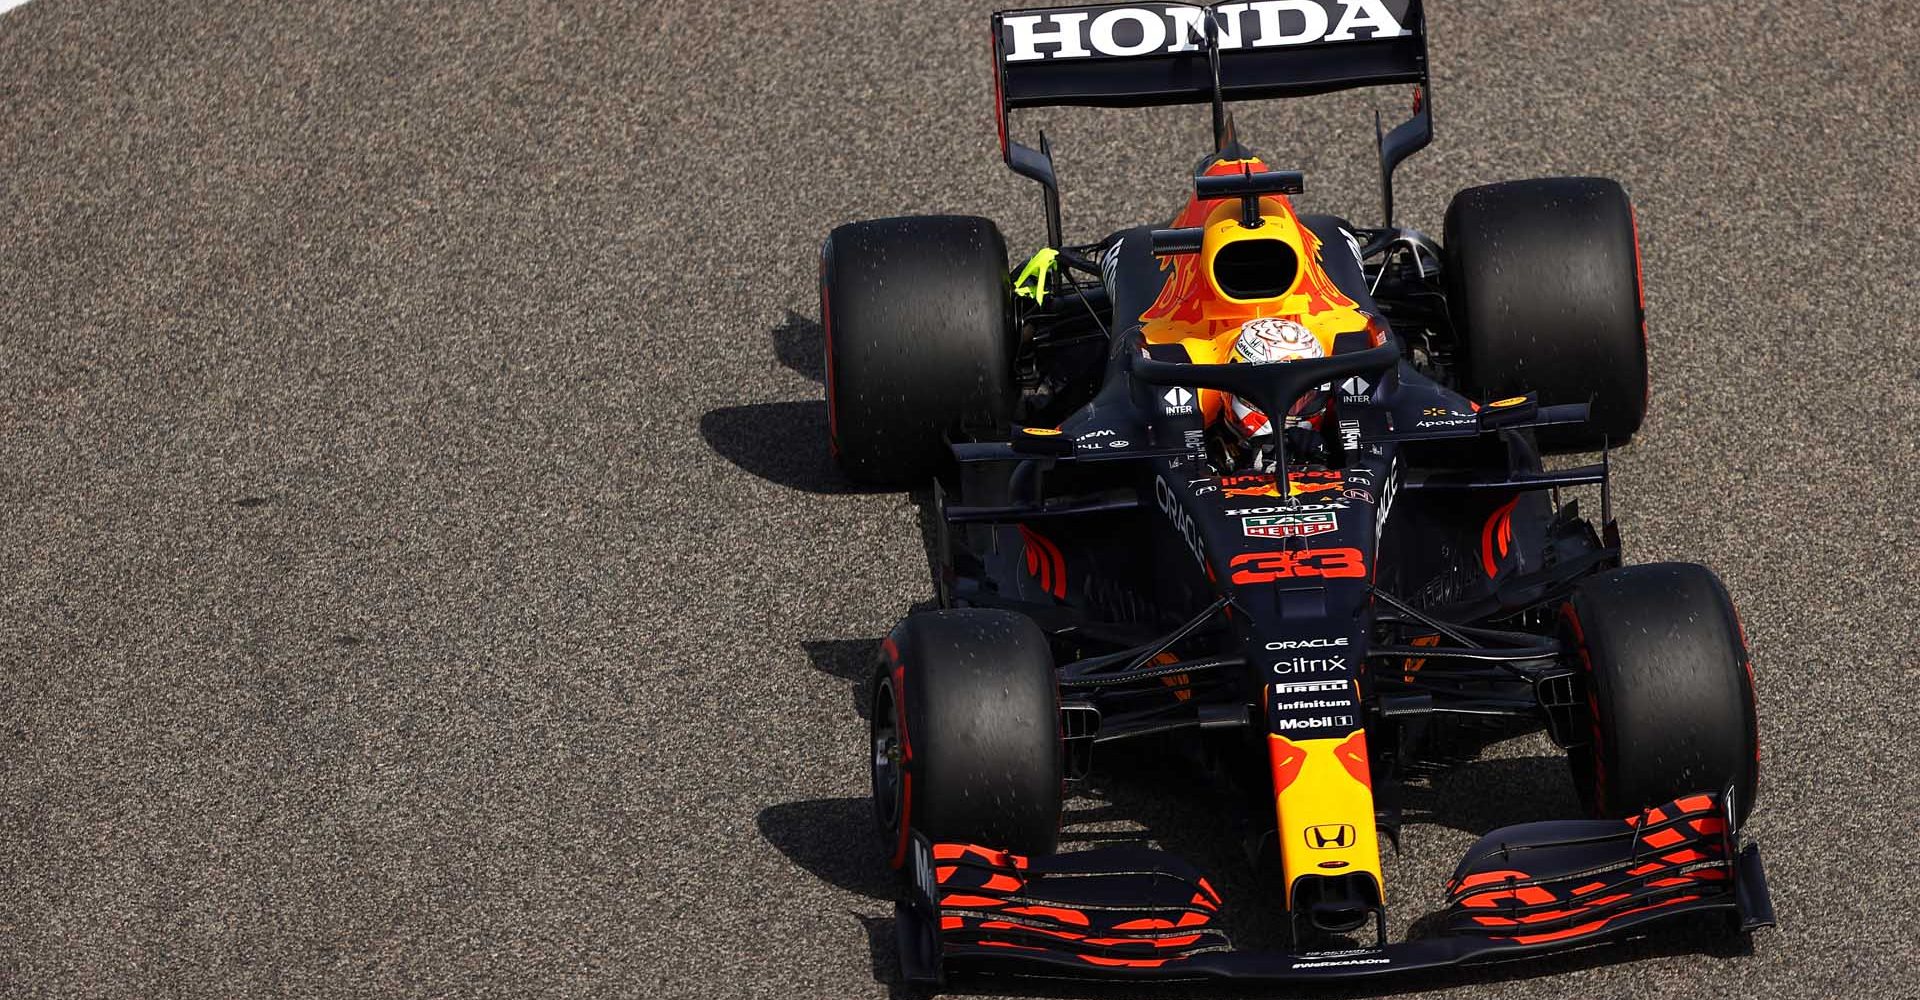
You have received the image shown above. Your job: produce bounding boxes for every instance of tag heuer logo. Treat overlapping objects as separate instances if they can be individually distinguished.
[1244,511,1337,538]
[1163,387,1195,415]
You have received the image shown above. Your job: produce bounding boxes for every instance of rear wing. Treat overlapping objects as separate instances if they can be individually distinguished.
[991,1,1433,238]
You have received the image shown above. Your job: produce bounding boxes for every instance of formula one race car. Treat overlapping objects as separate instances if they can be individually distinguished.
[821,1,1772,988]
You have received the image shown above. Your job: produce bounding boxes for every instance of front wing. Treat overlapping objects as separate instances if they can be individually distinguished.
[897,793,1773,985]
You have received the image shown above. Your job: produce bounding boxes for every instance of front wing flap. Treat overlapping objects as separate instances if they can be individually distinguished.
[898,793,1771,985]
[1437,791,1764,943]
[901,841,1232,974]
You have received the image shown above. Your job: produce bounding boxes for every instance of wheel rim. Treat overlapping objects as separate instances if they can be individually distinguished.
[871,677,904,838]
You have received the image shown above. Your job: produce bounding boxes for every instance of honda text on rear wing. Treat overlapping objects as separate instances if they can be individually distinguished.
[992,0,1432,244]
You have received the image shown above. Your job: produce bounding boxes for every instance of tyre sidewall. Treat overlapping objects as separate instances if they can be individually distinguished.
[822,216,1014,486]
[1446,177,1647,451]
[871,610,1062,865]
[1565,563,1758,825]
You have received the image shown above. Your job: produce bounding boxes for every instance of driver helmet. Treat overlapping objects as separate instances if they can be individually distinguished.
[1225,317,1328,442]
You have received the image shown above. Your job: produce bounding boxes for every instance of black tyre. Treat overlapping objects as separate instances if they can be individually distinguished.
[1561,563,1759,826]
[870,609,1061,869]
[1445,177,1647,451]
[821,216,1015,486]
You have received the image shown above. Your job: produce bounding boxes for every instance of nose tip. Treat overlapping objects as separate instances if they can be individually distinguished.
[1308,900,1371,934]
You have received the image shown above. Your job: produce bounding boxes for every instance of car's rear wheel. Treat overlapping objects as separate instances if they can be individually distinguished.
[1561,563,1759,826]
[821,216,1015,486]
[1445,177,1647,452]
[870,609,1061,869]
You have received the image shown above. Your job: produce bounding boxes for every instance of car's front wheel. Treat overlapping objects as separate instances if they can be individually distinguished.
[1561,563,1759,825]
[870,609,1061,869]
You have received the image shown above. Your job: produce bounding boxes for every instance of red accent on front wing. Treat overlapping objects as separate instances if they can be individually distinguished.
[1114,911,1212,931]
[980,920,1081,942]
[1004,904,1089,927]
[1675,793,1715,814]
[1443,794,1738,945]
[1455,869,1532,892]
[980,939,1047,952]
[1641,827,1685,850]
[933,842,1030,868]
[1079,954,1170,968]
[942,893,1009,909]
[1460,885,1556,909]
[1498,894,1702,945]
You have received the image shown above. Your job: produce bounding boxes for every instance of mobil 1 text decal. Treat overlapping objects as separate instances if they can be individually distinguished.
[1001,2,1413,62]
[1272,712,1356,732]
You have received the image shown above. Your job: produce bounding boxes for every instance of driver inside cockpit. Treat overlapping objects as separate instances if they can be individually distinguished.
[1218,316,1331,473]
[1131,164,1384,474]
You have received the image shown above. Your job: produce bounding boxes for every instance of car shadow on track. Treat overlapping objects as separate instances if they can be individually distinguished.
[802,593,941,724]
[1392,721,1585,837]
[700,311,896,495]
[757,797,923,998]
[1402,753,1583,837]
[768,309,826,382]
[758,797,895,901]
[802,638,881,721]
[700,400,867,495]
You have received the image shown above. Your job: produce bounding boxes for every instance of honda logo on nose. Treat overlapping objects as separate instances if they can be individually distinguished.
[1305,824,1356,850]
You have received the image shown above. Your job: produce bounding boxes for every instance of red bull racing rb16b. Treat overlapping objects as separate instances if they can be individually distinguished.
[819,0,1772,987]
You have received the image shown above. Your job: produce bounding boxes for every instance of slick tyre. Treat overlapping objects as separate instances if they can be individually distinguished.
[1445,178,1647,451]
[1561,563,1759,826]
[821,216,1015,487]
[870,610,1062,869]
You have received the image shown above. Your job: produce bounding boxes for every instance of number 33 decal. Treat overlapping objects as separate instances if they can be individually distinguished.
[1229,547,1366,584]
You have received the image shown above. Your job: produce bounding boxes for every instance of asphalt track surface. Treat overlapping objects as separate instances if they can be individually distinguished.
[2,1,1917,998]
